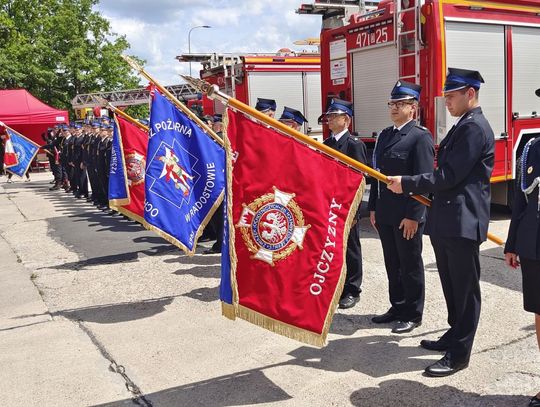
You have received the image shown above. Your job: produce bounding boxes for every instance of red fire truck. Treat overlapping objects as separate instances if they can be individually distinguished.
[306,0,540,206]
[177,51,323,140]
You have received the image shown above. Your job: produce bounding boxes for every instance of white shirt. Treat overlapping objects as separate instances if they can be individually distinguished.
[331,129,349,143]
[393,118,414,132]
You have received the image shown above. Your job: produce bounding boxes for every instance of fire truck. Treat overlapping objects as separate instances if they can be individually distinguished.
[301,0,540,207]
[177,51,323,140]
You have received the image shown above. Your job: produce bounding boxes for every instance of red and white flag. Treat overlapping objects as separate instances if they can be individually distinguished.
[3,130,18,168]
[225,109,365,347]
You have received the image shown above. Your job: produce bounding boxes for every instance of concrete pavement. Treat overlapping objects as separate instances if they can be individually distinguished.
[0,171,538,407]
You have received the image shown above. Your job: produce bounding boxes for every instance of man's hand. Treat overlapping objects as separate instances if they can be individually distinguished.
[387,176,403,194]
[399,218,418,240]
[369,211,377,232]
[505,252,520,269]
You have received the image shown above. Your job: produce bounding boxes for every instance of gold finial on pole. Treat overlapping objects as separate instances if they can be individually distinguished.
[121,56,223,146]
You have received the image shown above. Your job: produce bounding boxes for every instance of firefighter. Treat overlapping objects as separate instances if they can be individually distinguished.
[387,68,495,377]
[255,98,277,118]
[368,80,435,334]
[202,114,225,255]
[322,99,367,309]
[504,87,540,407]
[278,107,308,132]
[212,114,223,137]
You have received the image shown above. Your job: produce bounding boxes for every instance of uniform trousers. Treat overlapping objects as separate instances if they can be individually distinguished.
[378,223,425,322]
[430,236,481,362]
[343,221,363,297]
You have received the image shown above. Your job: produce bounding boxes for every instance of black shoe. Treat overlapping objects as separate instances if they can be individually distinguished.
[529,396,540,407]
[420,339,450,352]
[392,320,421,334]
[372,311,398,324]
[203,247,221,255]
[49,180,56,184]
[338,294,360,309]
[49,184,61,191]
[424,354,468,377]
[199,236,213,243]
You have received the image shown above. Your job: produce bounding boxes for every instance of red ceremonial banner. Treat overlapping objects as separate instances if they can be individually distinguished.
[225,109,365,347]
[110,115,148,225]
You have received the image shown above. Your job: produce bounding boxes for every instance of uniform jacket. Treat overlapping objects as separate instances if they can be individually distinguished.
[401,106,495,242]
[323,130,368,219]
[505,137,540,260]
[368,120,435,226]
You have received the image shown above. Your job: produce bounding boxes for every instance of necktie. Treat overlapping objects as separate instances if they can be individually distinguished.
[327,136,337,148]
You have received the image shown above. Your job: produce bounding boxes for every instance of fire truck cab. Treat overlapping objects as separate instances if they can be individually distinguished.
[177,51,323,140]
[310,0,540,207]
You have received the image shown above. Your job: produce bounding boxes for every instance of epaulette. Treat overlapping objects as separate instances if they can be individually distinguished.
[415,124,428,131]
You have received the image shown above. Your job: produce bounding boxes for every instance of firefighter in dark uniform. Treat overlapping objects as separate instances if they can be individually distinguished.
[255,98,277,118]
[88,122,101,204]
[322,99,367,309]
[60,125,72,190]
[388,68,495,377]
[505,89,540,407]
[72,124,84,197]
[76,123,91,199]
[278,107,308,132]
[368,81,435,333]
[203,114,225,255]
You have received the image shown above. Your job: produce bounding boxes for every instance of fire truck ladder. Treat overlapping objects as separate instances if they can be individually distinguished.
[71,83,199,109]
[396,0,423,84]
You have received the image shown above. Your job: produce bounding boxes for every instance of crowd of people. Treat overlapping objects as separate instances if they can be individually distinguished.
[41,121,114,209]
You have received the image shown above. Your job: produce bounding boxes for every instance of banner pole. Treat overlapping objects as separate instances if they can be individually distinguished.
[181,75,504,247]
[121,55,223,147]
[106,103,149,132]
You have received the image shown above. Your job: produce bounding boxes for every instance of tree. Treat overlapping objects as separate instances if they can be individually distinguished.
[0,0,143,115]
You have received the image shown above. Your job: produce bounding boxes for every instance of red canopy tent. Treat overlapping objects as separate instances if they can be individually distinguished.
[0,89,69,145]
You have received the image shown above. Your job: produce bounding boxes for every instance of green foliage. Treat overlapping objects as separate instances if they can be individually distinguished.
[124,104,150,120]
[0,0,143,116]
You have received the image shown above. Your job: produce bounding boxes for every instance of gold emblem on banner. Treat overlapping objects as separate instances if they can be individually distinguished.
[236,187,310,266]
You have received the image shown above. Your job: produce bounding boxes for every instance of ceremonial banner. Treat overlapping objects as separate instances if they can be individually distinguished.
[220,171,235,319]
[109,115,148,225]
[3,129,18,167]
[146,92,225,254]
[225,109,365,347]
[4,126,39,177]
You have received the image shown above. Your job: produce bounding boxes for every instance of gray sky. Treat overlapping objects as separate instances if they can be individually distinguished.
[96,0,322,86]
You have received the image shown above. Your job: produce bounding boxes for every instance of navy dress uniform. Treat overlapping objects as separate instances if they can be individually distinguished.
[368,81,435,332]
[505,136,540,314]
[394,68,495,376]
[278,107,308,131]
[255,98,277,117]
[322,99,368,309]
[504,88,540,407]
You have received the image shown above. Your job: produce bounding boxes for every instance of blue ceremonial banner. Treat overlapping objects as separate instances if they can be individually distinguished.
[5,127,40,177]
[146,92,225,255]
[108,118,129,206]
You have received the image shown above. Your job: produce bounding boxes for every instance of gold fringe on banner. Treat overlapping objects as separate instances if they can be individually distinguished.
[222,108,238,319]
[224,107,367,347]
[319,177,366,343]
[109,204,149,229]
[221,302,236,321]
